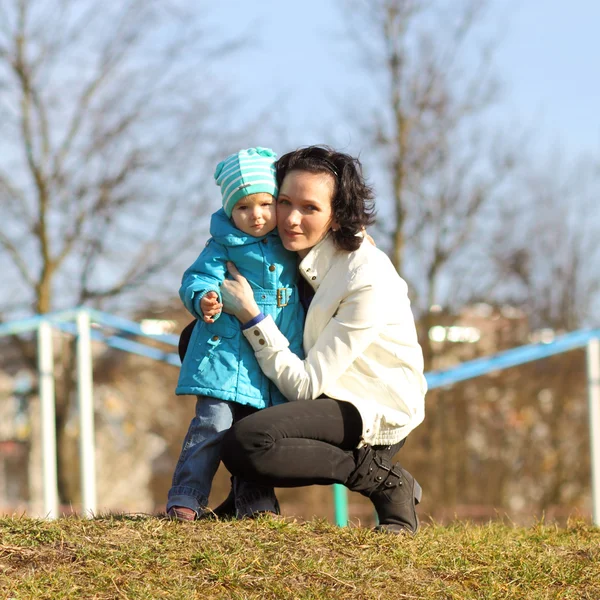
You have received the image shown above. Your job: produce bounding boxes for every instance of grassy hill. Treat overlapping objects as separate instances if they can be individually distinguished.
[1,514,598,599]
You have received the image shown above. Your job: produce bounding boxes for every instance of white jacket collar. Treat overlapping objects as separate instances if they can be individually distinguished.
[298,233,340,292]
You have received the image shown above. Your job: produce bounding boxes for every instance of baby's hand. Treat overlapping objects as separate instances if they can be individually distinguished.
[200,291,223,323]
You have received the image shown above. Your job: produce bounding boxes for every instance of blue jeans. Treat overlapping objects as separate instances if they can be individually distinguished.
[167,396,279,517]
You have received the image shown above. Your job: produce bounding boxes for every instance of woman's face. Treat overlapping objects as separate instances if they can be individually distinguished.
[276,170,336,258]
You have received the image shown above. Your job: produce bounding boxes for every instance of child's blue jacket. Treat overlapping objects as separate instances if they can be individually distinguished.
[176,209,305,408]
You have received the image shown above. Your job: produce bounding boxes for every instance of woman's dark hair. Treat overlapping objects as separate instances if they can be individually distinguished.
[275,145,376,252]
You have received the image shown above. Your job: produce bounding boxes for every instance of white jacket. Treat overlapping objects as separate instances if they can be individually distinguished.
[242,233,427,446]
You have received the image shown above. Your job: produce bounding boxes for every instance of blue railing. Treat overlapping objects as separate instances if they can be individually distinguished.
[0,308,180,366]
[425,328,600,390]
[7,309,596,391]
[1,308,599,526]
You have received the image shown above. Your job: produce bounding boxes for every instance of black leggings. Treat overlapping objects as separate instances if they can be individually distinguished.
[221,398,364,488]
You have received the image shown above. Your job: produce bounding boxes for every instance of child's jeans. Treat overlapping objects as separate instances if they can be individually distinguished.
[167,395,279,517]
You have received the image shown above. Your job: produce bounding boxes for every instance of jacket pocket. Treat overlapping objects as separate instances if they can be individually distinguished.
[190,318,239,373]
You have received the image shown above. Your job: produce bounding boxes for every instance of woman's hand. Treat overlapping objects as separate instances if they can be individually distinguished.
[221,262,261,323]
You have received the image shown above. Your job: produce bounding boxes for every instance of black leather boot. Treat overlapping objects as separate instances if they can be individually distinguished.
[213,477,281,519]
[345,443,422,534]
[212,482,236,519]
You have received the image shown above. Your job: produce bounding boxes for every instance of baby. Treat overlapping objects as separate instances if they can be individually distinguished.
[167,147,304,521]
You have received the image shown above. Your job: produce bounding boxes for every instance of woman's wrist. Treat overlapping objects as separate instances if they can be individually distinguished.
[242,312,266,330]
[236,304,260,324]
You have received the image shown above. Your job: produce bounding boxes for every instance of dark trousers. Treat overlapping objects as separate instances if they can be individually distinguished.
[221,397,367,487]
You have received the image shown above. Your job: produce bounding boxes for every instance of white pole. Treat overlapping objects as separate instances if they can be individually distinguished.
[38,321,59,519]
[77,310,97,517]
[587,338,600,527]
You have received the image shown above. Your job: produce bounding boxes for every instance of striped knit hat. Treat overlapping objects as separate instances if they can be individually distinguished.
[214,147,278,217]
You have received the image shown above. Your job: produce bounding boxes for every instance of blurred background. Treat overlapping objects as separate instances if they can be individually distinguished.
[0,0,599,525]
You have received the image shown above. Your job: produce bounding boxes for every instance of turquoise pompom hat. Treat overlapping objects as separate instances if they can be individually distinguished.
[214,147,278,217]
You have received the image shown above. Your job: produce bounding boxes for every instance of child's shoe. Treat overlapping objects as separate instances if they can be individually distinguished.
[167,506,198,521]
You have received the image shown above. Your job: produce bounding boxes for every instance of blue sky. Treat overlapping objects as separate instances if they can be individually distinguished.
[492,0,600,156]
[206,0,599,159]
[2,0,598,314]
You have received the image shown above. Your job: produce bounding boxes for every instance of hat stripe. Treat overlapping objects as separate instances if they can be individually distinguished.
[220,169,278,199]
[217,160,275,183]
[222,179,280,210]
[218,155,276,170]
[218,154,275,170]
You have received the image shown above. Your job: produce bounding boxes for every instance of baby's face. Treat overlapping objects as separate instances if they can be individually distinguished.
[231,193,277,237]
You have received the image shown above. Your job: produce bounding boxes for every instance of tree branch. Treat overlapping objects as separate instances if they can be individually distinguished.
[0,230,36,286]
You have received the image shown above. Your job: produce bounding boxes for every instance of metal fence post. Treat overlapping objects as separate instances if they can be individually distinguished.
[38,321,59,519]
[333,484,348,526]
[587,338,600,526]
[77,310,97,517]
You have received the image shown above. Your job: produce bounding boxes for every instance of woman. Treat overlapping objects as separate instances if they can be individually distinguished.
[219,146,427,533]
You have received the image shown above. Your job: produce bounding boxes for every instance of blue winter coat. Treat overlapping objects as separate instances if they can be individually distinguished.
[176,209,305,408]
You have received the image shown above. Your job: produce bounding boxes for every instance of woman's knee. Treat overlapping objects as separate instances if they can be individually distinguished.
[221,426,241,473]
[221,417,272,474]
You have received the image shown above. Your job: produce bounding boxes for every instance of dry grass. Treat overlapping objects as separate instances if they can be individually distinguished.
[1,514,598,599]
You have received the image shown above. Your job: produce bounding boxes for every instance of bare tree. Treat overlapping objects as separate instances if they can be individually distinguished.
[338,0,598,523]
[339,1,599,523]
[490,153,600,330]
[0,0,246,504]
[407,152,600,521]
[475,155,600,518]
[0,0,243,321]
[341,0,519,366]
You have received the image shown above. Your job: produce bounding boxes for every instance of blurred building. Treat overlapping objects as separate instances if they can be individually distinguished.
[0,318,179,516]
[0,366,32,512]
[427,302,531,370]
